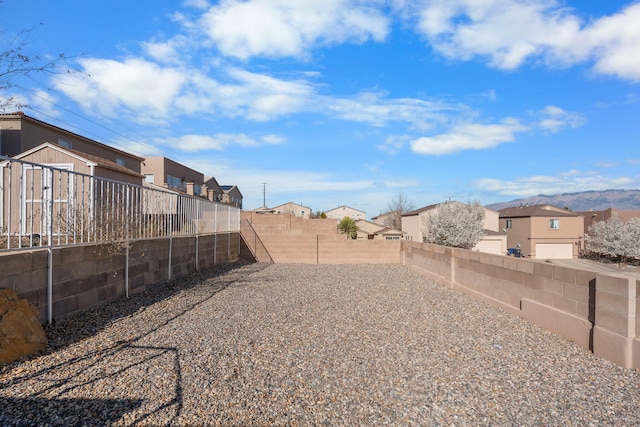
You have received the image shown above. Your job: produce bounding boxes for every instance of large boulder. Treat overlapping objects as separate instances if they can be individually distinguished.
[0,289,47,365]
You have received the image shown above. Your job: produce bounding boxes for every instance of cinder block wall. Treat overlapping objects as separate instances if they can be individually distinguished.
[0,232,240,322]
[402,240,640,369]
[242,212,400,264]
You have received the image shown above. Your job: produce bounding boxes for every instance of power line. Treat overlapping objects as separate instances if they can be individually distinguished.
[15,85,164,156]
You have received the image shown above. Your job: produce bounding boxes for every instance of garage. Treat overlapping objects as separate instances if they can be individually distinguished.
[535,243,573,259]
[475,239,504,255]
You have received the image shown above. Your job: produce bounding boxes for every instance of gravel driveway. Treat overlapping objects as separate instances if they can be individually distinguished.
[2,262,639,426]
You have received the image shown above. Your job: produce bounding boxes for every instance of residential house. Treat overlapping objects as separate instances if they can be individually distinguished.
[371,210,401,229]
[142,156,206,197]
[402,202,506,255]
[272,202,312,219]
[499,204,584,259]
[576,208,640,237]
[221,185,243,208]
[204,176,224,203]
[354,219,406,240]
[0,112,143,175]
[325,205,366,221]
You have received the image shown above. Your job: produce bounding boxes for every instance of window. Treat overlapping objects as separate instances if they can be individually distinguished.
[144,174,155,184]
[167,175,186,192]
[115,157,125,166]
[505,219,512,229]
[549,219,560,229]
[300,210,305,216]
[58,138,72,149]
[385,236,400,240]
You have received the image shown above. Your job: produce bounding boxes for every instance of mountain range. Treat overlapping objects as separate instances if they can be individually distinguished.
[486,189,640,212]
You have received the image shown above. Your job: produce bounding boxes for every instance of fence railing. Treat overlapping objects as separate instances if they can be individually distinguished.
[0,155,240,251]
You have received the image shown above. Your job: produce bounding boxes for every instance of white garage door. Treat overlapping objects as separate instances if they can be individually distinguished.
[535,243,573,259]
[475,240,503,255]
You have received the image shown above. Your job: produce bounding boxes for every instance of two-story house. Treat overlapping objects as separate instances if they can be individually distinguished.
[203,176,224,203]
[325,205,366,221]
[221,185,243,208]
[0,112,143,179]
[142,156,207,197]
[576,208,640,237]
[272,202,311,218]
[499,204,584,259]
[401,202,506,255]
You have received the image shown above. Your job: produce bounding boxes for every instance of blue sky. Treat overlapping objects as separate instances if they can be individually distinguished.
[3,0,639,217]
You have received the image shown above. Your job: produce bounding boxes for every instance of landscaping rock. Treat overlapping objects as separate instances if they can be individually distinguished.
[0,288,47,365]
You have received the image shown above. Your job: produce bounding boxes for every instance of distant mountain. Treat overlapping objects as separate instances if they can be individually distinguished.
[486,189,640,212]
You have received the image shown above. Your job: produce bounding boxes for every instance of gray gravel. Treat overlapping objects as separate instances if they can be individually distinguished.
[2,262,640,426]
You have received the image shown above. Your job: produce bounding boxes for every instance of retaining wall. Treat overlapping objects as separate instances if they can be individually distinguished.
[0,232,240,323]
[402,240,640,369]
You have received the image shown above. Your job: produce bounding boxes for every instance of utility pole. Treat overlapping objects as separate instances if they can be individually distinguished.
[262,182,267,207]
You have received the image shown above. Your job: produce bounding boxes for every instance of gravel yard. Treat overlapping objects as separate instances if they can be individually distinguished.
[2,261,640,426]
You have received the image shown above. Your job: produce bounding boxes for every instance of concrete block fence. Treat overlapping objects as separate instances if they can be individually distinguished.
[0,232,240,323]
[401,240,640,369]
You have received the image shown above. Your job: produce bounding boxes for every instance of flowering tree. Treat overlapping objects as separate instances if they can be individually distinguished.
[586,217,640,262]
[422,201,485,249]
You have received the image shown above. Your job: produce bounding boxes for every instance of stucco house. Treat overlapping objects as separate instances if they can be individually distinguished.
[325,205,366,221]
[401,202,506,255]
[576,208,640,237]
[354,219,406,240]
[499,204,584,259]
[203,176,224,203]
[142,156,207,198]
[272,202,312,219]
[221,185,243,208]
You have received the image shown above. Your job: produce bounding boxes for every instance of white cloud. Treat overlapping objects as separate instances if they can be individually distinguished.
[52,58,187,122]
[475,171,639,198]
[378,134,410,155]
[409,0,581,69]
[325,91,454,129]
[535,105,584,133]
[142,36,191,64]
[582,3,640,81]
[159,132,286,152]
[405,0,640,81]
[199,0,389,59]
[410,118,526,155]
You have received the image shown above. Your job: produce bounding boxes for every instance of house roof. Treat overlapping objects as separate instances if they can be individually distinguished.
[221,185,243,197]
[6,142,144,178]
[355,219,405,235]
[272,202,312,210]
[326,205,365,214]
[401,203,440,217]
[499,205,580,219]
[1,112,144,161]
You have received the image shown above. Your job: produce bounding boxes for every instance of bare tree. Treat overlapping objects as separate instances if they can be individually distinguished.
[380,192,415,230]
[422,201,485,249]
[1,21,76,111]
